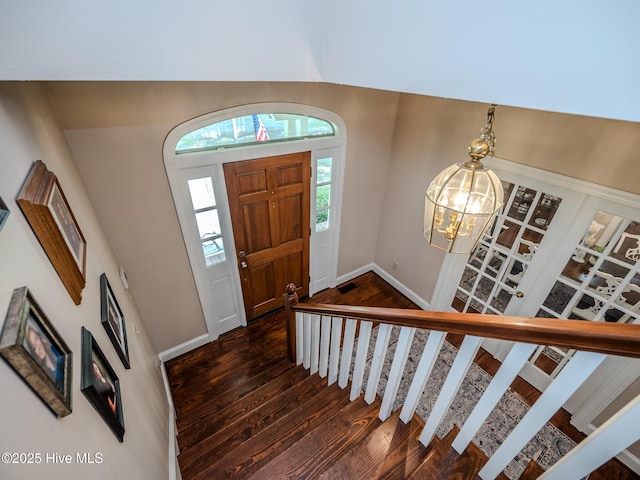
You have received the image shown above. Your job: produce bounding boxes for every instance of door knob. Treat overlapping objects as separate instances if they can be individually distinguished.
[240,261,248,269]
[238,251,246,258]
[509,290,525,298]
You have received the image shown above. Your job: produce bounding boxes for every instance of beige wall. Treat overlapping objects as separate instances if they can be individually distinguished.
[375,94,640,304]
[45,82,400,352]
[43,81,640,353]
[0,84,168,479]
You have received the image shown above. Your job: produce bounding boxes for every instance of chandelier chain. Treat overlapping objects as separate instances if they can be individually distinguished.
[479,104,497,156]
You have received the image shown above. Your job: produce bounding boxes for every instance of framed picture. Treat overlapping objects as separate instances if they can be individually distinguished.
[81,327,125,442]
[17,160,86,305]
[0,196,9,232]
[100,274,130,369]
[0,287,72,418]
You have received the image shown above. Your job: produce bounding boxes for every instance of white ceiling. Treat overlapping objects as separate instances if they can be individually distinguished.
[1,0,639,123]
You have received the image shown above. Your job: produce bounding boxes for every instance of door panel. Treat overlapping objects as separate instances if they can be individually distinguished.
[452,181,565,316]
[521,208,640,390]
[278,194,303,243]
[242,202,272,252]
[224,152,310,320]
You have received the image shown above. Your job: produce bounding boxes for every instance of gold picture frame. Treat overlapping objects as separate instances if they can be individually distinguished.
[17,160,86,305]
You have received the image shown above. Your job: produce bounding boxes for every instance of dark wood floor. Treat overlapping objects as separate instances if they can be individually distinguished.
[166,271,639,479]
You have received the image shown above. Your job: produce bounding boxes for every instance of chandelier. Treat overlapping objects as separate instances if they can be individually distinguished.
[424,105,504,254]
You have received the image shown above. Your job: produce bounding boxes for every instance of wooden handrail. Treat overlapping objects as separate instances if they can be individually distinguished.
[283,284,640,360]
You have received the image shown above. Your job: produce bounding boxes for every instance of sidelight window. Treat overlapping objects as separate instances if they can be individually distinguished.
[315,157,332,231]
[187,177,225,266]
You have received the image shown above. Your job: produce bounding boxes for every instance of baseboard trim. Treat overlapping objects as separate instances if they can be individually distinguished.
[336,263,376,286]
[336,263,431,310]
[159,333,210,362]
[584,422,640,475]
[159,362,179,480]
[370,264,431,310]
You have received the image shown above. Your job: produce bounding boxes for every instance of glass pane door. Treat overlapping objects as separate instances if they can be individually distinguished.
[525,212,640,386]
[452,181,563,315]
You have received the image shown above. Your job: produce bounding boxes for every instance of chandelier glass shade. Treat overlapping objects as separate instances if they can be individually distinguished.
[424,105,504,254]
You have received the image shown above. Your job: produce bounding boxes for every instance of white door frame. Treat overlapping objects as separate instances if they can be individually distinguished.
[163,103,347,340]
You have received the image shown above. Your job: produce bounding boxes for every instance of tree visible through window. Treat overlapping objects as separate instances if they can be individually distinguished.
[316,157,332,231]
[176,113,335,153]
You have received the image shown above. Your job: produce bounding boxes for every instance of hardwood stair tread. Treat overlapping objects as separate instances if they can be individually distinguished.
[183,380,351,480]
[519,459,545,479]
[318,409,429,480]
[167,315,288,404]
[247,395,383,479]
[176,357,293,429]
[177,369,329,473]
[408,426,509,480]
[177,364,311,451]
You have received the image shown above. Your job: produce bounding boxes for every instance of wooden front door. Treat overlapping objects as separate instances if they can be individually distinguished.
[224,152,310,321]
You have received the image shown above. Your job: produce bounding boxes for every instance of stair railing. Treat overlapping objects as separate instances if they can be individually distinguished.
[283,283,640,480]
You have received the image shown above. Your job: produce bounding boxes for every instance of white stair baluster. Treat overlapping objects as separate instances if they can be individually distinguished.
[328,317,343,386]
[400,330,446,423]
[540,393,640,480]
[419,335,482,446]
[338,318,357,389]
[350,321,373,401]
[318,315,332,378]
[303,312,312,369]
[310,314,321,375]
[379,326,416,421]
[479,351,606,480]
[365,323,393,404]
[295,311,304,366]
[452,342,537,453]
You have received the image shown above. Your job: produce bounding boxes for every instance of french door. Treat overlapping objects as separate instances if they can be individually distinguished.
[519,200,640,390]
[434,159,640,393]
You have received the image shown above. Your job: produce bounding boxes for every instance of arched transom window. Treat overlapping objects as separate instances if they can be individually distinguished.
[176,113,335,153]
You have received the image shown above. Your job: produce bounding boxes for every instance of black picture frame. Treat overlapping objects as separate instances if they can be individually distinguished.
[0,287,72,418]
[80,327,125,442]
[0,196,9,232]
[100,274,130,369]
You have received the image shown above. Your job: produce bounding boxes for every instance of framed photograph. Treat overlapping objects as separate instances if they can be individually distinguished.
[100,274,130,369]
[0,287,72,418]
[81,327,125,442]
[17,160,86,305]
[0,196,9,232]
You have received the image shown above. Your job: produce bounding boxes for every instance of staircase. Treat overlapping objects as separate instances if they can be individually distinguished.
[172,356,511,480]
[165,277,640,480]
